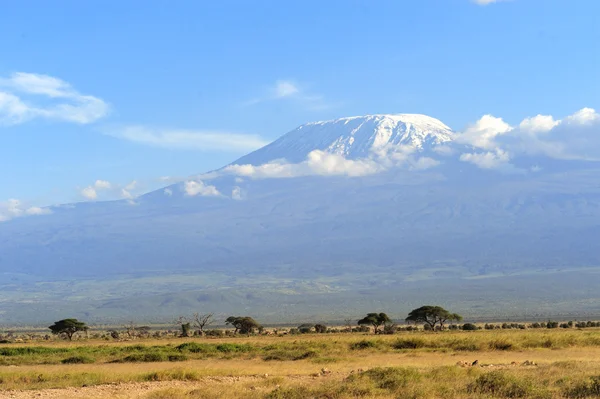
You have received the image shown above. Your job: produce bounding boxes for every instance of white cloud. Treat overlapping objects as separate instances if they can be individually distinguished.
[232,186,242,200]
[456,115,513,150]
[80,186,97,200]
[124,180,138,191]
[80,179,143,201]
[274,80,300,98]
[164,188,173,197]
[104,126,270,152]
[94,180,112,190]
[460,149,511,169]
[519,115,559,134]
[566,107,600,125]
[460,107,600,168]
[120,188,134,200]
[184,180,221,197]
[217,146,440,181]
[244,80,334,110]
[0,72,109,125]
[0,199,51,222]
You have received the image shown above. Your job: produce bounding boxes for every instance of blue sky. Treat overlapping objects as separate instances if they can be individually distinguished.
[0,0,598,208]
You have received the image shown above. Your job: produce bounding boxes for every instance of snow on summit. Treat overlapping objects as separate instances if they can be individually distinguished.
[234,114,454,165]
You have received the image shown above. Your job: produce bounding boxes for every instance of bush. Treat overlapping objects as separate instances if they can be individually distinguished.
[215,343,254,353]
[176,342,216,353]
[353,367,421,391]
[120,352,166,362]
[489,339,514,351]
[547,321,559,329]
[565,376,600,398]
[462,323,478,331]
[203,329,224,337]
[392,338,426,350]
[167,354,188,362]
[315,324,327,333]
[468,371,533,398]
[61,356,95,364]
[263,349,318,361]
[298,324,314,334]
[350,340,378,350]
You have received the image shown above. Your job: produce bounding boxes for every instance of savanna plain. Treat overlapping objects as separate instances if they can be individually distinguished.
[3,327,600,398]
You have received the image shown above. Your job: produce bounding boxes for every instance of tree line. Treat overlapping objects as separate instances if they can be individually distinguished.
[44,305,598,340]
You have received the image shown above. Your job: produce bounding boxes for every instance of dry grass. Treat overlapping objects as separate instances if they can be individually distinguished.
[3,329,600,397]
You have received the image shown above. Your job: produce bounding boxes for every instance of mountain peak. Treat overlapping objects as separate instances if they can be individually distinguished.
[234,113,454,165]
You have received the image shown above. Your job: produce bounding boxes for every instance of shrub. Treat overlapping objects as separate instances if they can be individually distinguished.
[61,356,95,364]
[547,321,559,329]
[298,324,314,334]
[120,353,166,362]
[392,338,426,350]
[565,376,600,398]
[263,349,318,361]
[355,367,421,391]
[489,339,514,351]
[315,324,327,333]
[167,354,188,362]
[203,329,224,337]
[350,340,378,350]
[176,342,216,353]
[462,323,478,331]
[468,371,533,398]
[215,343,254,353]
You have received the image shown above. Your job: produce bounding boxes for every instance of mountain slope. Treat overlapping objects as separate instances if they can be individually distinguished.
[2,112,600,323]
[233,114,454,165]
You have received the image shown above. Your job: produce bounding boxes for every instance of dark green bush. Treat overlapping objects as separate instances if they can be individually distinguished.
[350,340,378,350]
[462,323,478,331]
[61,356,95,364]
[176,342,216,353]
[392,338,426,350]
[120,352,166,362]
[215,343,254,353]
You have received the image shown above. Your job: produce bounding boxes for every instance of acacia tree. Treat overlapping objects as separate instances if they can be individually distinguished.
[192,313,214,336]
[357,313,392,334]
[225,316,261,334]
[48,319,88,341]
[405,306,461,331]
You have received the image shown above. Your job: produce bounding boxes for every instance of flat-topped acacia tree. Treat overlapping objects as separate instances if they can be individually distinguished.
[48,319,88,340]
[357,313,392,334]
[405,306,462,331]
[225,316,261,334]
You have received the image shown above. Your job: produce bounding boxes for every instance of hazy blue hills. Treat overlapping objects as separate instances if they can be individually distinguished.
[2,114,600,324]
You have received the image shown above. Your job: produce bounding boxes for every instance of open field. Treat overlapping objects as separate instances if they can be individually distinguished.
[3,329,600,398]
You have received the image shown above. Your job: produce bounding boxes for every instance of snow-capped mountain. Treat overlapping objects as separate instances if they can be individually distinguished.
[233,114,454,165]
[3,112,600,323]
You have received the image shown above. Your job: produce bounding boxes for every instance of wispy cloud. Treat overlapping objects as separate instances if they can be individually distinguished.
[0,199,51,222]
[103,126,270,152]
[0,72,110,125]
[471,0,509,5]
[244,79,334,110]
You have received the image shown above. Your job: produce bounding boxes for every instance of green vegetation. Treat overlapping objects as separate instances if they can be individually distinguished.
[405,306,462,331]
[48,318,88,340]
[357,312,391,334]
